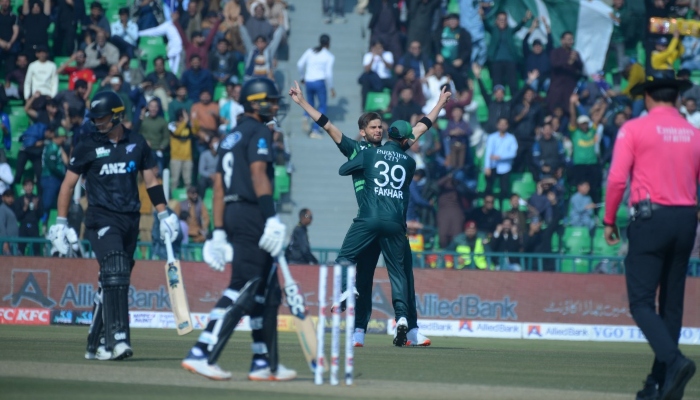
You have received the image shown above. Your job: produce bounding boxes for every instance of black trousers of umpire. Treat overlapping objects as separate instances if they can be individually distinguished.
[625,206,697,381]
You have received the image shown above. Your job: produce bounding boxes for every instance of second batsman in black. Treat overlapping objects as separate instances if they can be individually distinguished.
[181,77,295,381]
[49,91,180,361]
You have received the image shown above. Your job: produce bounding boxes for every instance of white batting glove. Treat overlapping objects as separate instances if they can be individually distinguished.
[65,227,80,251]
[47,217,69,256]
[258,216,286,257]
[158,211,180,243]
[203,229,233,272]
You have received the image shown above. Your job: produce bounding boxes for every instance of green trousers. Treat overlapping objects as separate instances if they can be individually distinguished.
[337,218,417,330]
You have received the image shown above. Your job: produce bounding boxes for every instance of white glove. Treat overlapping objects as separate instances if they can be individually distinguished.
[158,211,179,243]
[47,217,69,256]
[203,229,233,272]
[258,216,286,257]
[65,227,80,251]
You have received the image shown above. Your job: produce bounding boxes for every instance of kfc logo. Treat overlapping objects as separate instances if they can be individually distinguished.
[0,307,50,325]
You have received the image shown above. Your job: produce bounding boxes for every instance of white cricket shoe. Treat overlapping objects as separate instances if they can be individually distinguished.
[95,345,114,361]
[393,317,408,347]
[248,359,297,381]
[407,328,431,347]
[182,353,232,381]
[353,328,365,347]
[112,342,133,360]
[85,345,106,360]
[330,287,359,313]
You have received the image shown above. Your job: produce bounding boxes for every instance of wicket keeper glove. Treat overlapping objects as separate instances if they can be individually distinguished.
[158,211,180,243]
[203,229,233,272]
[47,217,69,256]
[258,216,286,257]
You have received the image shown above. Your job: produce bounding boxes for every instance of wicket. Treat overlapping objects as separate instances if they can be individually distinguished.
[314,264,356,386]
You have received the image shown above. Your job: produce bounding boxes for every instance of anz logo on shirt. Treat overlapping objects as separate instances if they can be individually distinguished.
[99,161,137,176]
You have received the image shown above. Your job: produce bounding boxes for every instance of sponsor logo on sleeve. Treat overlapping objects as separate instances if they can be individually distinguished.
[257,138,268,155]
[95,147,111,158]
[220,132,242,150]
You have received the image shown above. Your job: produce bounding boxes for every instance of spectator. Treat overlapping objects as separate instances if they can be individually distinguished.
[0,0,20,71]
[169,85,194,122]
[528,176,557,224]
[20,0,51,62]
[491,217,521,268]
[56,50,97,96]
[265,0,288,30]
[407,169,432,222]
[145,56,180,98]
[298,34,335,138]
[246,1,275,41]
[168,109,195,190]
[522,17,553,92]
[0,189,18,255]
[532,121,566,181]
[210,38,240,84]
[110,7,139,59]
[180,55,214,102]
[568,94,606,203]
[443,106,470,170]
[433,13,472,92]
[651,31,682,71]
[510,83,543,173]
[176,186,209,243]
[436,172,464,249]
[23,46,57,99]
[484,10,530,98]
[190,89,219,146]
[391,67,425,109]
[503,194,530,237]
[25,95,62,127]
[132,0,164,31]
[368,0,402,62]
[406,0,439,57]
[483,117,518,204]
[175,11,221,70]
[285,208,318,264]
[473,63,512,134]
[447,220,489,270]
[52,0,79,57]
[621,58,646,117]
[139,19,184,74]
[681,97,700,129]
[0,148,12,195]
[681,33,700,71]
[547,31,583,114]
[197,136,219,199]
[14,119,45,185]
[568,180,596,232]
[240,23,285,81]
[322,0,345,24]
[104,75,133,127]
[421,63,453,117]
[601,110,627,165]
[467,194,503,237]
[40,124,67,212]
[6,54,28,99]
[395,40,433,79]
[219,81,244,133]
[176,0,203,39]
[391,87,422,125]
[459,0,486,66]
[0,108,8,151]
[359,39,394,109]
[84,31,120,79]
[178,210,189,245]
[679,68,700,101]
[522,215,559,271]
[15,179,42,255]
[139,99,169,174]
[83,1,111,44]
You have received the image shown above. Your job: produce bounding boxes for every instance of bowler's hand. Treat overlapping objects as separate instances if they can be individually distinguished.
[604,224,620,245]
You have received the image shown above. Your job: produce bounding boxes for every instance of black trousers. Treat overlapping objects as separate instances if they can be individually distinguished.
[14,147,43,186]
[625,206,697,382]
[485,171,510,203]
[489,60,519,97]
[84,206,140,261]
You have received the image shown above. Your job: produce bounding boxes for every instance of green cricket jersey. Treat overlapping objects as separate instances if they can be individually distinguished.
[338,141,416,224]
[336,135,374,209]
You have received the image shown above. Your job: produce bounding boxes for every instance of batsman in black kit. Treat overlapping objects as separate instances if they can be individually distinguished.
[181,77,296,381]
[48,91,180,361]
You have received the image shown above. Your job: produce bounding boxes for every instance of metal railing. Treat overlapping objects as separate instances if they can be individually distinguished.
[1,238,698,276]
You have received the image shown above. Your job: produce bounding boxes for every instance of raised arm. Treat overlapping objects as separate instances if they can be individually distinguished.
[288,80,343,143]
[410,86,452,143]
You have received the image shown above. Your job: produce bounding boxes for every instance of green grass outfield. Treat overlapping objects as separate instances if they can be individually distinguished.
[0,326,698,399]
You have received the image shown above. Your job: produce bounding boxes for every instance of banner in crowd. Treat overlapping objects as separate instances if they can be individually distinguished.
[1,257,699,327]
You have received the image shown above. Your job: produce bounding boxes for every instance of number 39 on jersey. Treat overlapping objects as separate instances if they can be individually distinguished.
[373,161,405,199]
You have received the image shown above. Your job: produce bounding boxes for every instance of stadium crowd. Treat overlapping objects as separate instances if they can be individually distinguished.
[0,0,699,272]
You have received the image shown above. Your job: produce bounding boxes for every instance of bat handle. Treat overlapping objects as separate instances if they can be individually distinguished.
[277,255,295,285]
[164,231,176,263]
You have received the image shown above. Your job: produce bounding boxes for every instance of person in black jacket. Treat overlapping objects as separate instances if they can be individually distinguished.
[15,178,42,255]
[432,13,471,92]
[285,208,318,264]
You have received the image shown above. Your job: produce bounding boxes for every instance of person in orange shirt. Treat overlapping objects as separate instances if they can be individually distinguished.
[190,89,220,151]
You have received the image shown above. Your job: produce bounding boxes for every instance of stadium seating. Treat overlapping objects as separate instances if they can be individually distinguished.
[171,188,187,202]
[273,165,290,201]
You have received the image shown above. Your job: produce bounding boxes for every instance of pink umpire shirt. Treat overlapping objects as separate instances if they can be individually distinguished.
[604,105,700,226]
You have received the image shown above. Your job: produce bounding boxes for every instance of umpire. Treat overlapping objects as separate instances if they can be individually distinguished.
[604,70,700,400]
[49,91,179,361]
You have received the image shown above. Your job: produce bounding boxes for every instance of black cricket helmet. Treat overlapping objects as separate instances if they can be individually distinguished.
[88,91,125,133]
[240,77,281,121]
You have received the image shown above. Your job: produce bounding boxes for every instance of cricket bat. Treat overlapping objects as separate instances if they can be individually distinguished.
[277,255,327,373]
[164,232,193,335]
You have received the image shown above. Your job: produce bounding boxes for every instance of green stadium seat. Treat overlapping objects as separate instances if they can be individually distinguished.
[551,231,559,253]
[203,188,213,209]
[511,179,536,200]
[436,118,448,131]
[560,258,590,273]
[562,226,591,254]
[58,80,70,92]
[191,246,203,262]
[8,113,29,135]
[616,205,630,227]
[171,188,187,202]
[364,90,391,113]
[139,37,167,60]
[214,84,226,101]
[47,209,57,229]
[238,62,245,81]
[274,165,290,201]
[53,56,72,68]
[592,228,620,256]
